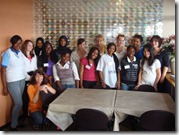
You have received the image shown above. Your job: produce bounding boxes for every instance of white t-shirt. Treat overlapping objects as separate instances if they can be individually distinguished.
[96,54,117,88]
[115,47,126,63]
[141,59,161,86]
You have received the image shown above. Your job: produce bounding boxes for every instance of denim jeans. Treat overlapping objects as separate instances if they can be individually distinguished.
[121,82,135,91]
[61,84,76,91]
[7,79,25,128]
[30,111,50,126]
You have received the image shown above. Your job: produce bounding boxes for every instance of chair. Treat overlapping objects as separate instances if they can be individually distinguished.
[75,108,112,131]
[40,90,60,130]
[135,110,175,131]
[138,84,155,92]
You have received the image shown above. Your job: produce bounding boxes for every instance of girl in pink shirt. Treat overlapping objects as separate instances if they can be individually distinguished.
[80,47,100,88]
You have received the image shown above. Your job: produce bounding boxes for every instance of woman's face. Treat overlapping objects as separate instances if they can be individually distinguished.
[27,42,33,52]
[61,53,70,63]
[60,38,66,46]
[127,47,135,58]
[95,38,104,47]
[143,48,150,59]
[150,38,159,49]
[91,49,99,60]
[37,40,43,48]
[117,36,125,46]
[13,39,22,51]
[46,44,52,55]
[35,73,43,84]
[107,45,115,55]
[78,41,86,49]
[132,38,141,48]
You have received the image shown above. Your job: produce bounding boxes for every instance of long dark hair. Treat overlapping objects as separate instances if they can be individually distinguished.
[35,37,44,56]
[141,44,155,67]
[29,69,48,85]
[86,47,100,66]
[107,42,119,76]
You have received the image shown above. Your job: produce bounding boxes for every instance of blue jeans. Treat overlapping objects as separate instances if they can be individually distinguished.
[30,111,49,126]
[121,82,135,91]
[61,84,76,91]
[7,79,25,128]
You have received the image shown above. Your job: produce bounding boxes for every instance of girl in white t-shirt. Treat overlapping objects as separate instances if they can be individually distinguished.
[135,44,161,92]
[97,42,120,89]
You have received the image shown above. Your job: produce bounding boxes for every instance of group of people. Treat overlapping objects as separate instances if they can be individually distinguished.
[1,33,169,130]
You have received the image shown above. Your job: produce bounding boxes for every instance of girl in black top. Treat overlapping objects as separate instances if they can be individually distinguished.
[150,35,169,92]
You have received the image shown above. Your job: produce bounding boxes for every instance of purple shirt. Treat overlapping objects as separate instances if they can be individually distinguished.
[46,60,54,76]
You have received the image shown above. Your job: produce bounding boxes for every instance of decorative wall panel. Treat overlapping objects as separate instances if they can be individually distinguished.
[33,0,164,48]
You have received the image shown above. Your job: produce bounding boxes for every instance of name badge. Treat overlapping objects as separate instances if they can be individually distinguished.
[44,63,49,67]
[124,65,130,69]
[85,65,91,69]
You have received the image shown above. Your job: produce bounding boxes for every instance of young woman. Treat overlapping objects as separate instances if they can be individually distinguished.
[27,69,56,130]
[96,42,120,89]
[35,37,44,57]
[135,44,161,92]
[114,34,126,63]
[80,47,100,88]
[70,38,88,72]
[1,35,25,130]
[132,34,143,60]
[53,50,80,93]
[94,34,107,55]
[119,45,140,90]
[54,35,71,61]
[21,40,37,122]
[37,41,57,85]
[150,35,169,92]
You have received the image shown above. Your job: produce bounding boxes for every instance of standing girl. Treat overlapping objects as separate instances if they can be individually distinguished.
[53,50,80,93]
[135,44,161,92]
[150,35,169,92]
[70,38,88,72]
[96,42,120,89]
[27,69,56,130]
[21,40,37,121]
[37,41,57,85]
[1,35,25,130]
[34,37,44,57]
[80,47,100,88]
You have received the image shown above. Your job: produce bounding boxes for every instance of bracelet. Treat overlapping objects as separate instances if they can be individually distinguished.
[100,80,104,82]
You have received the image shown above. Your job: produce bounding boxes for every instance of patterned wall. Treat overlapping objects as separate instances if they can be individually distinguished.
[33,0,164,49]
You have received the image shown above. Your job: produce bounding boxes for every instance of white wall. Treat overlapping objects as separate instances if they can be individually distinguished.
[163,0,175,37]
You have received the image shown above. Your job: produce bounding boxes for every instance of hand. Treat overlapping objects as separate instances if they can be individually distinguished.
[2,88,9,96]
[39,85,48,93]
[153,85,158,92]
[101,82,106,88]
[160,77,165,83]
[134,84,141,90]
[48,76,53,84]
[116,83,120,90]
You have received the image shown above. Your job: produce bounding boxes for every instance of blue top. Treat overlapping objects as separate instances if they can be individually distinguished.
[135,48,143,60]
[1,47,20,67]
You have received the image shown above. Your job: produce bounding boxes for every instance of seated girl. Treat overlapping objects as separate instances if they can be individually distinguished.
[53,50,80,93]
[80,47,100,88]
[135,44,161,92]
[27,69,56,130]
